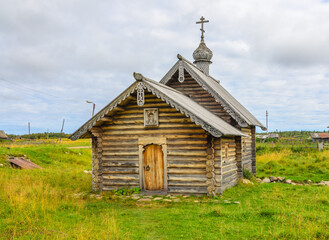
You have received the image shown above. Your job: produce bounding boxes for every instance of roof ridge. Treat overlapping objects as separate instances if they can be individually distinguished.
[70,73,247,140]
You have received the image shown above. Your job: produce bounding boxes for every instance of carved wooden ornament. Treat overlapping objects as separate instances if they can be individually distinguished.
[144,108,158,127]
[178,61,185,83]
[137,82,145,106]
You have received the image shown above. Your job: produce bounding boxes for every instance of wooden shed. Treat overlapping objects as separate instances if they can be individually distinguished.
[0,130,9,140]
[70,19,265,195]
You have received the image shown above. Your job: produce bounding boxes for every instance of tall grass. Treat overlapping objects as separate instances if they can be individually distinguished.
[0,140,329,239]
[257,143,329,182]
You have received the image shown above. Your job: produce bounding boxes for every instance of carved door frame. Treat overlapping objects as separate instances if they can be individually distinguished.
[138,137,167,192]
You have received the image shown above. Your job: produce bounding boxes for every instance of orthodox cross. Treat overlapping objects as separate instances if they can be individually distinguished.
[196,16,209,41]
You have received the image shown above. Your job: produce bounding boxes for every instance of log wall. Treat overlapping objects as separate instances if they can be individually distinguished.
[220,137,237,192]
[241,127,252,173]
[251,126,256,175]
[97,91,213,194]
[235,136,242,178]
[91,131,103,191]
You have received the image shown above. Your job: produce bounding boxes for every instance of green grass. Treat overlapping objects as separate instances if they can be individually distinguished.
[257,143,329,182]
[0,140,329,239]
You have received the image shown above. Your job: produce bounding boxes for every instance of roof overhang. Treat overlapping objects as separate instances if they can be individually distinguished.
[160,54,266,131]
[69,73,247,140]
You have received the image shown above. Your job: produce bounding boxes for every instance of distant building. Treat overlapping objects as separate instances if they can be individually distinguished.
[310,133,329,142]
[256,133,279,141]
[0,130,9,140]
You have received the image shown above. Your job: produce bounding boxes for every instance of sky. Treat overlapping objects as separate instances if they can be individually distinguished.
[0,0,328,135]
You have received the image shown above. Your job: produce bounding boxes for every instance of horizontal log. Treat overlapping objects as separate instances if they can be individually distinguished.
[168,162,205,168]
[168,175,207,182]
[102,156,139,161]
[102,138,138,143]
[221,164,238,173]
[102,129,206,135]
[168,145,207,150]
[102,152,138,156]
[167,156,207,161]
[102,161,138,167]
[124,108,180,114]
[102,123,199,130]
[125,103,170,109]
[168,186,207,194]
[102,185,139,191]
[222,169,237,179]
[102,134,207,141]
[102,179,139,185]
[144,98,163,103]
[168,168,206,174]
[102,167,139,174]
[102,146,138,151]
[167,151,207,157]
[103,174,139,181]
[167,140,207,145]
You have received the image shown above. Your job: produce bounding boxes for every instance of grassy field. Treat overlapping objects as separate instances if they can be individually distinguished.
[0,139,328,239]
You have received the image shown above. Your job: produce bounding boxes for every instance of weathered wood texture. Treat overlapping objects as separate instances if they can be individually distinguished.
[235,136,242,178]
[143,144,164,190]
[91,129,103,191]
[98,91,210,194]
[220,137,237,192]
[167,71,238,126]
[205,136,219,196]
[251,126,256,175]
[241,127,252,173]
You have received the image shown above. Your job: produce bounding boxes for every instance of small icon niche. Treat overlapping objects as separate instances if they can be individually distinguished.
[144,108,159,127]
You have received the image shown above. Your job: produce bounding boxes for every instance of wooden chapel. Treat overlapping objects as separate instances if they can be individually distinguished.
[69,17,265,195]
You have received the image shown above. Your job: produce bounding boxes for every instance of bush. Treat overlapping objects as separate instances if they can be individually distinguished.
[243,168,255,181]
[114,187,141,196]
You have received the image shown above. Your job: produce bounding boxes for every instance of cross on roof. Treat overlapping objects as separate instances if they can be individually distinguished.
[196,16,209,41]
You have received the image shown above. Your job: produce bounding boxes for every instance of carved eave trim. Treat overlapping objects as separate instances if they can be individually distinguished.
[140,78,223,138]
[183,63,249,128]
[160,55,249,128]
[69,82,139,140]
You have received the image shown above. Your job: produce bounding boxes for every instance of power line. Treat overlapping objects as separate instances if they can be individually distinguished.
[0,77,81,103]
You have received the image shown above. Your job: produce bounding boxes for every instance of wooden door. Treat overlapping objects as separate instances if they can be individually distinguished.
[143,144,164,190]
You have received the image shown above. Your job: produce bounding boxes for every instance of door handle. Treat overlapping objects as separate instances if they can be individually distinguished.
[146,165,150,171]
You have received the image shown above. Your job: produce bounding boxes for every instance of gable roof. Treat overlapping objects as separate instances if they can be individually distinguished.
[311,132,329,139]
[0,130,9,139]
[160,54,266,130]
[69,73,247,140]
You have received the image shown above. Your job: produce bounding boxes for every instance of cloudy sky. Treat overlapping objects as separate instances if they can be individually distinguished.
[0,0,328,135]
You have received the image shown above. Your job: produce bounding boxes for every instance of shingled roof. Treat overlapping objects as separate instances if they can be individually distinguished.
[0,130,9,139]
[311,132,329,140]
[69,73,247,140]
[160,54,265,130]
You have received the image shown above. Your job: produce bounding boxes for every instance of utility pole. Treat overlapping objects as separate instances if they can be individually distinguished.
[58,119,65,144]
[28,122,31,139]
[86,100,96,148]
[266,110,268,135]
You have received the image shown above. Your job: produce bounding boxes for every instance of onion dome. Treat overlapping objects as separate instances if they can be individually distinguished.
[193,40,213,63]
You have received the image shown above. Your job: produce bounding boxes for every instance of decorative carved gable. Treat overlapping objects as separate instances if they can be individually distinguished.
[167,70,238,127]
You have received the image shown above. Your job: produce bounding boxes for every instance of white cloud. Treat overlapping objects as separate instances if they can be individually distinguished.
[0,0,328,134]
